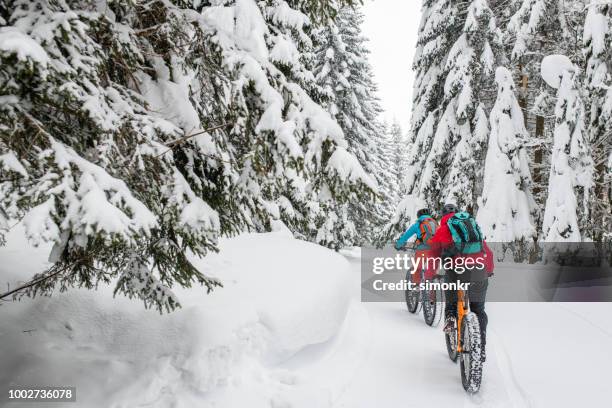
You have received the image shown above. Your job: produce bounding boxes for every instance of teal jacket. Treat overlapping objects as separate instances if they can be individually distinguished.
[395,215,433,250]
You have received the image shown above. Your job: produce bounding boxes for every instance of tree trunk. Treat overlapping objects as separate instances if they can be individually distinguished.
[533,115,545,197]
[518,63,529,128]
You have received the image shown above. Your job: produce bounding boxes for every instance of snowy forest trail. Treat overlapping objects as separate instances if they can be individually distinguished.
[332,259,612,408]
[2,231,612,408]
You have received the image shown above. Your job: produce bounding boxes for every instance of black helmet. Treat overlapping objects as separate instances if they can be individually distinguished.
[442,203,458,216]
[416,208,430,218]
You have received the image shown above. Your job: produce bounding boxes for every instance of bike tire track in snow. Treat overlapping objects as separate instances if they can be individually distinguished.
[487,330,532,408]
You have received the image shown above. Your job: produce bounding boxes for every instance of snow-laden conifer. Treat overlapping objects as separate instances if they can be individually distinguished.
[542,60,593,242]
[583,3,612,241]
[419,0,500,210]
[313,6,385,246]
[478,67,536,244]
[0,0,373,309]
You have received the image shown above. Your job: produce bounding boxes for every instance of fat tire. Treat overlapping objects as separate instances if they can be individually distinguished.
[405,271,421,314]
[445,316,458,362]
[460,313,483,394]
[422,278,443,327]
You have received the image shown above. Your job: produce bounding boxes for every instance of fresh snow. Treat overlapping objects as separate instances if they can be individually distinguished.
[337,261,612,408]
[0,226,354,407]
[584,7,608,59]
[0,152,28,178]
[326,147,378,193]
[0,231,612,408]
[3,227,611,407]
[0,27,49,65]
[540,54,575,89]
[508,0,548,60]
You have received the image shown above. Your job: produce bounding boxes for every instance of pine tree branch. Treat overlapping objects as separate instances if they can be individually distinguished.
[155,123,232,158]
[135,24,163,36]
[591,131,611,150]
[20,110,52,139]
[0,267,67,301]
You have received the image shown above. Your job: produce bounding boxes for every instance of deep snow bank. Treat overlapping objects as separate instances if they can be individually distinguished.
[0,227,352,407]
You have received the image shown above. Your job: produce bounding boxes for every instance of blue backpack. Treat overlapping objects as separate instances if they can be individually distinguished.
[446,212,483,255]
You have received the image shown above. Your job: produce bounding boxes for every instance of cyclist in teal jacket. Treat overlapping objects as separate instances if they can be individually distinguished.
[395,208,436,251]
[395,208,438,284]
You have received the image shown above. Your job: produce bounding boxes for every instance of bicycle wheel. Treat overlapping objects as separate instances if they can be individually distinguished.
[422,278,443,327]
[405,271,421,314]
[460,313,483,393]
[445,316,458,362]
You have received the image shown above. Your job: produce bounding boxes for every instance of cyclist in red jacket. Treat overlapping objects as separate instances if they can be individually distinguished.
[428,203,494,360]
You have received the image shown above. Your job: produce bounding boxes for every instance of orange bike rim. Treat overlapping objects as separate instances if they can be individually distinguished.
[456,290,466,353]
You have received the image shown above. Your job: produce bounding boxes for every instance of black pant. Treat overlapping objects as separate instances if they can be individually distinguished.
[445,267,489,348]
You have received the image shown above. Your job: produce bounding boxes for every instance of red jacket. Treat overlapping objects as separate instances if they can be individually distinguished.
[428,213,495,276]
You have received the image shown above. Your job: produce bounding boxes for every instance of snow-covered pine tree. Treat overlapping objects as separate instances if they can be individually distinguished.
[372,120,409,246]
[371,119,398,217]
[542,59,594,242]
[478,67,536,251]
[287,0,363,23]
[0,0,374,309]
[419,0,499,212]
[383,0,498,243]
[507,0,573,62]
[583,3,612,242]
[312,6,385,247]
[0,0,232,312]
[380,0,460,244]
[388,121,407,205]
[402,0,457,206]
[505,0,583,232]
[311,8,359,247]
[201,0,352,238]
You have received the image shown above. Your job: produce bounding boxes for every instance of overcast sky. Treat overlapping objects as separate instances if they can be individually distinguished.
[361,0,421,131]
